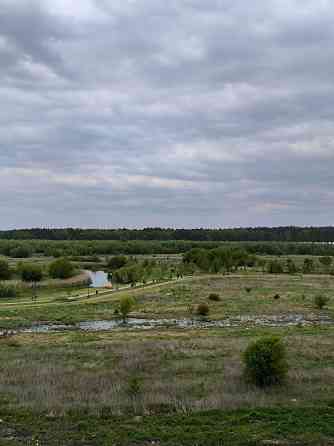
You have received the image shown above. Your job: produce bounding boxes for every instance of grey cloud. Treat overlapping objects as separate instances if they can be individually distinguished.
[1,0,334,228]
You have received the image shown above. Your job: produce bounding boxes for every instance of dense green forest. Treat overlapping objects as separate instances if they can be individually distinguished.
[1,226,334,241]
[1,239,334,257]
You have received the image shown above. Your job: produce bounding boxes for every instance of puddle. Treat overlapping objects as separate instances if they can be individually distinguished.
[19,313,334,334]
[86,270,112,288]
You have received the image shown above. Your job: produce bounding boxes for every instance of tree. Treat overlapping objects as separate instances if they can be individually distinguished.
[0,260,11,280]
[19,264,43,283]
[243,336,288,387]
[107,255,128,270]
[302,258,314,274]
[10,246,32,258]
[119,296,135,322]
[314,295,329,310]
[319,256,332,271]
[48,258,74,279]
[286,259,298,274]
[267,260,284,274]
[19,264,43,300]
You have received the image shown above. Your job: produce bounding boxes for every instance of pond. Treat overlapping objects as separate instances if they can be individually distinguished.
[86,270,112,288]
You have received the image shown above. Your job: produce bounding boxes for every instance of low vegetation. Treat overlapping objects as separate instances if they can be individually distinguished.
[0,239,332,444]
[243,336,288,387]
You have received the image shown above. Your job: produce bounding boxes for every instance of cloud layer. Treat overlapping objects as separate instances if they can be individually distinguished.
[1,0,334,228]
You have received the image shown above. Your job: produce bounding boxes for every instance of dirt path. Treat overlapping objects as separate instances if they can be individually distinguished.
[0,275,205,309]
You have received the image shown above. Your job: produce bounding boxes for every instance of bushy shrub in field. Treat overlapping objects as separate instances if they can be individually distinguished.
[208,293,220,301]
[286,259,298,274]
[0,283,17,298]
[273,293,280,300]
[314,294,329,310]
[19,264,43,283]
[9,246,32,258]
[243,336,288,387]
[48,258,74,279]
[267,260,284,274]
[196,303,209,317]
[245,287,252,294]
[0,259,11,280]
[302,258,314,274]
[119,296,135,322]
[107,255,128,270]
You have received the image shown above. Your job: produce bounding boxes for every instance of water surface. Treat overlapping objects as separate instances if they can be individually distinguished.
[86,270,112,288]
[20,313,334,334]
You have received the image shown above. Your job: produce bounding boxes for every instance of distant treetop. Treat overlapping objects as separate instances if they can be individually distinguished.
[1,226,334,242]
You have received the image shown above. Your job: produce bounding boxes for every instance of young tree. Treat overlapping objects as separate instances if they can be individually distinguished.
[319,256,332,271]
[48,258,74,279]
[267,260,284,274]
[314,295,329,310]
[119,296,135,323]
[302,258,314,274]
[0,260,11,280]
[286,258,298,274]
[19,264,43,300]
[107,255,128,270]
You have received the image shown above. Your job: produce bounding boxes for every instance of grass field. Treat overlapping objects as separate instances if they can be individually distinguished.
[0,268,333,444]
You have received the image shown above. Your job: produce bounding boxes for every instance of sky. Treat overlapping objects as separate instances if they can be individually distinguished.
[1,0,334,229]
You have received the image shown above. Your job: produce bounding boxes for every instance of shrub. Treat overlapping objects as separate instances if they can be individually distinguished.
[245,287,252,294]
[0,283,17,298]
[119,296,135,322]
[243,336,288,387]
[107,255,128,270]
[9,246,32,258]
[19,264,43,283]
[127,376,141,397]
[314,294,329,310]
[196,303,209,317]
[267,260,284,274]
[208,293,220,301]
[273,293,280,300]
[302,258,314,274]
[49,258,74,279]
[0,260,11,280]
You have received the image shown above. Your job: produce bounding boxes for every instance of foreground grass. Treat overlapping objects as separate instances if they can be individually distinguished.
[0,327,333,444]
[1,405,334,445]
[0,327,334,413]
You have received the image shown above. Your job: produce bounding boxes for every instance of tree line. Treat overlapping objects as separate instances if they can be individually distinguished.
[2,239,334,257]
[2,226,334,242]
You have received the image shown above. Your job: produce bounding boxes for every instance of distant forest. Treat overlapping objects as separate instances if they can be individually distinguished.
[1,227,334,242]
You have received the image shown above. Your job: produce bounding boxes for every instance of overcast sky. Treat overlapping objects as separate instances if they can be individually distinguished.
[1,0,334,229]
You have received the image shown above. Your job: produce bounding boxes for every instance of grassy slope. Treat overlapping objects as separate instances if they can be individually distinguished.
[0,273,333,328]
[0,327,333,444]
[0,273,333,444]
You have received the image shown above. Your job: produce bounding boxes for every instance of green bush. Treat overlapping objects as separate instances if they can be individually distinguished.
[0,259,11,280]
[243,336,288,387]
[107,255,128,270]
[19,264,43,283]
[245,287,252,294]
[10,246,32,258]
[0,283,17,298]
[119,296,135,322]
[314,294,329,310]
[49,258,75,279]
[208,293,220,301]
[273,293,280,300]
[267,260,284,274]
[196,303,209,317]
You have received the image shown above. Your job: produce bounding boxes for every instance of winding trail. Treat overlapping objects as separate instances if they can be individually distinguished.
[0,274,206,309]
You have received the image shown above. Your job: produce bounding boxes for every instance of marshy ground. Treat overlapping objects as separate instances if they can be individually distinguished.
[0,272,333,444]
